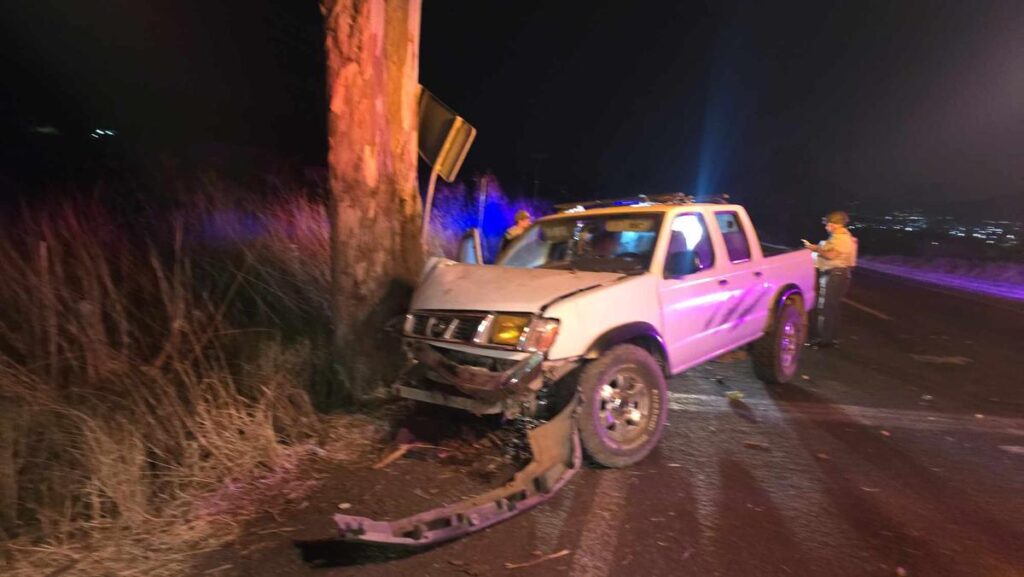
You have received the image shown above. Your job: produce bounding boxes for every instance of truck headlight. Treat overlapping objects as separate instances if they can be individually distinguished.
[489,315,560,353]
[490,314,530,346]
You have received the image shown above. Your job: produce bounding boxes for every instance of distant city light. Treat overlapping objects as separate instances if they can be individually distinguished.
[91,128,117,138]
[30,125,60,135]
[852,209,1021,248]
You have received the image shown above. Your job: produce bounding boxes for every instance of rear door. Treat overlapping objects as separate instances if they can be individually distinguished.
[709,210,772,344]
[657,210,735,372]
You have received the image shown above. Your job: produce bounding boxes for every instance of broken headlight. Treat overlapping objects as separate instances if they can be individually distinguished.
[489,315,559,353]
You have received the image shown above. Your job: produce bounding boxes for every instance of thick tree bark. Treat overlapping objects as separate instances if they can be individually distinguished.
[321,0,423,401]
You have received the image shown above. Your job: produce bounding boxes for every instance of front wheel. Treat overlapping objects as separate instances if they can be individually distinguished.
[576,344,668,468]
[752,296,805,384]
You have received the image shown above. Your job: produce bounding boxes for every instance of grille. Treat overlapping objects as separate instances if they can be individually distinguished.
[407,312,487,345]
[452,319,480,341]
[435,346,518,372]
[412,315,428,335]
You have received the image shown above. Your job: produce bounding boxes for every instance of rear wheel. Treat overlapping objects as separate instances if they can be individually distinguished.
[752,296,805,384]
[576,344,668,468]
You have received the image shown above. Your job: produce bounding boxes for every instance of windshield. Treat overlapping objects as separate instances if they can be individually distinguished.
[497,213,662,273]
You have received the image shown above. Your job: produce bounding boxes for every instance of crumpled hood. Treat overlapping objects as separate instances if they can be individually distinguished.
[412,262,625,314]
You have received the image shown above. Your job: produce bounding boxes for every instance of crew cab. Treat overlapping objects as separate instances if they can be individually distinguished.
[398,195,815,467]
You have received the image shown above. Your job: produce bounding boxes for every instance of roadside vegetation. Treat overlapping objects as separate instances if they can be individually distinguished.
[0,172,538,575]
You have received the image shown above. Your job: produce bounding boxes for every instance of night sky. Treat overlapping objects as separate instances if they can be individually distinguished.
[2,0,1021,213]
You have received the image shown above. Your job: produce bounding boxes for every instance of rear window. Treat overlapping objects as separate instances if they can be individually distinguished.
[715,211,751,263]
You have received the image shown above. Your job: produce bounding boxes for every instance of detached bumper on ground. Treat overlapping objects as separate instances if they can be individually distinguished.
[333,401,581,546]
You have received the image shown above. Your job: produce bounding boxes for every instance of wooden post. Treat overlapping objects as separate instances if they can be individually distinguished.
[421,167,439,245]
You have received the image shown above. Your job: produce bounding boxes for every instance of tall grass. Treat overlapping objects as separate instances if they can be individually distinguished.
[0,193,320,547]
[0,171,542,566]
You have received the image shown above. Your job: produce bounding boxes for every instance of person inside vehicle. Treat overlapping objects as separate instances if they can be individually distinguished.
[802,210,858,348]
[499,210,532,254]
[588,230,619,258]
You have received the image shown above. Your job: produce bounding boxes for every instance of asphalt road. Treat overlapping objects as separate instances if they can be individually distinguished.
[207,269,1024,577]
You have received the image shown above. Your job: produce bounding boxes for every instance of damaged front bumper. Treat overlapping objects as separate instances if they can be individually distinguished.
[402,340,544,403]
[395,339,580,417]
[333,400,581,546]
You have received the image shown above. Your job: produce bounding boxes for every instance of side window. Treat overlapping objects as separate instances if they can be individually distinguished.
[715,211,751,263]
[665,213,715,277]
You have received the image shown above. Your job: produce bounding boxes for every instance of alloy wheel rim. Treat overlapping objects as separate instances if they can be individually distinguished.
[780,319,798,369]
[596,368,652,448]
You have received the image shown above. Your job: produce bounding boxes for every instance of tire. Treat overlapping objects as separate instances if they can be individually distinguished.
[576,344,669,468]
[752,296,805,384]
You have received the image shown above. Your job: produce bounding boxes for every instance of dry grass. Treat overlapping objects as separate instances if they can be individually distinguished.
[0,410,393,577]
[0,172,539,575]
[0,194,324,574]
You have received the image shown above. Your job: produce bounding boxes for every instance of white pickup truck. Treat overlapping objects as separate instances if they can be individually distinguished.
[398,195,815,467]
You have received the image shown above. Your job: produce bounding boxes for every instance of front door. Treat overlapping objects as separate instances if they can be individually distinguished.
[456,228,483,264]
[658,211,736,372]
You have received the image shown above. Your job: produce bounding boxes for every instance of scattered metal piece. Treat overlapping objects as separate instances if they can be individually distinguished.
[504,548,571,569]
[910,354,972,365]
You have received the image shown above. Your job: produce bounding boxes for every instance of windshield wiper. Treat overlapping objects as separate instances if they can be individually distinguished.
[539,259,578,272]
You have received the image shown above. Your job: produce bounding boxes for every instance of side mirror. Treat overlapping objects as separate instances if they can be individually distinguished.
[457,228,483,264]
[665,250,700,278]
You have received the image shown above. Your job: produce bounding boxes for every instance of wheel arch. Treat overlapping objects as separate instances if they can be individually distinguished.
[763,284,806,332]
[583,322,669,376]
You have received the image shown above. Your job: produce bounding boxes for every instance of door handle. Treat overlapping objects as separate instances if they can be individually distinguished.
[718,279,729,286]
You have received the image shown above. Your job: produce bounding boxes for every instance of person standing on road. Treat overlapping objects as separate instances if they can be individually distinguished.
[499,209,532,254]
[802,211,858,348]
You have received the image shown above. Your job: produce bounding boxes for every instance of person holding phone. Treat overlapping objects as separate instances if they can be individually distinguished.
[802,211,858,348]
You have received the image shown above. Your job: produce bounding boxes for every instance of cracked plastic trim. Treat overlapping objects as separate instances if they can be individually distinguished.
[333,401,581,546]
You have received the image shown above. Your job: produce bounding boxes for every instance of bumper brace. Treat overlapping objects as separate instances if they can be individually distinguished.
[405,341,544,402]
[333,401,580,546]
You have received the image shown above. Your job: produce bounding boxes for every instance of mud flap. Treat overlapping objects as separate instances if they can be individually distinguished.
[333,400,581,546]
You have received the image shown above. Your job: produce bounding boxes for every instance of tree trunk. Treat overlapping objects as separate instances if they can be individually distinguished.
[321,0,423,402]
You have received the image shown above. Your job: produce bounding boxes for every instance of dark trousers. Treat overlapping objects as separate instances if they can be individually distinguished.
[815,268,852,343]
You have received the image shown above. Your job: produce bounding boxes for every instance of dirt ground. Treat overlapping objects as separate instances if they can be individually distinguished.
[193,400,537,575]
